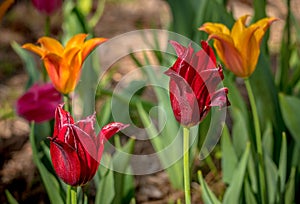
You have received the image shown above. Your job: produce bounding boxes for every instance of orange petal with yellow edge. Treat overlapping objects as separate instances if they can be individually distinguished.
[252,17,278,45]
[209,33,245,77]
[38,37,64,55]
[22,43,46,57]
[81,38,107,61]
[65,33,88,50]
[199,22,231,35]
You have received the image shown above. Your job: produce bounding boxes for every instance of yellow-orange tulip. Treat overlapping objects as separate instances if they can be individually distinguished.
[199,15,277,78]
[22,34,107,94]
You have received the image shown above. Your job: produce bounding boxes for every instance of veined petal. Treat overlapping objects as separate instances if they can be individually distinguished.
[50,139,82,186]
[81,37,107,61]
[22,43,46,57]
[209,33,245,77]
[54,104,74,139]
[199,22,231,35]
[231,15,249,44]
[38,37,64,55]
[65,33,88,50]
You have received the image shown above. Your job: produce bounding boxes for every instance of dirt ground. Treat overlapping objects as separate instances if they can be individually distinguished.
[0,0,295,203]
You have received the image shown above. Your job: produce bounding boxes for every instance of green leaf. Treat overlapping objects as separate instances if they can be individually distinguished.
[279,93,300,144]
[223,143,250,204]
[278,133,287,194]
[112,137,135,204]
[11,41,39,88]
[284,167,296,204]
[5,190,19,204]
[262,121,273,157]
[231,107,249,157]
[198,171,221,204]
[247,150,258,194]
[95,154,115,204]
[244,179,257,204]
[221,125,238,184]
[264,153,278,204]
[29,123,64,204]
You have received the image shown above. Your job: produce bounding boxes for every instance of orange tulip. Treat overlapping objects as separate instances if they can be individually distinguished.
[22,34,107,94]
[199,15,277,78]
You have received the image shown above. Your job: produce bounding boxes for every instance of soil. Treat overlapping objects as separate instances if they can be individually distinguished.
[0,0,294,203]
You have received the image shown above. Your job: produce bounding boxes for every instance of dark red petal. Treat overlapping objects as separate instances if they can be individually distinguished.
[97,123,129,159]
[50,139,81,186]
[167,70,200,126]
[210,88,230,108]
[200,40,217,66]
[16,83,62,123]
[54,104,74,138]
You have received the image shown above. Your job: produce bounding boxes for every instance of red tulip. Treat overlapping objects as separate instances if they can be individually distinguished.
[49,104,129,186]
[165,41,230,127]
[16,83,62,123]
[32,0,62,15]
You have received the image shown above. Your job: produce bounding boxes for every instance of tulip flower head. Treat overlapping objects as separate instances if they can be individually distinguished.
[50,104,129,186]
[31,0,62,15]
[22,34,107,94]
[199,15,277,78]
[16,83,62,123]
[165,41,230,127]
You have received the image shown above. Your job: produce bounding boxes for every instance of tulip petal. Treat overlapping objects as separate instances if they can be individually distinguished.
[210,87,230,108]
[22,43,46,57]
[165,70,200,126]
[81,37,107,61]
[199,22,231,35]
[209,33,245,77]
[238,26,260,76]
[65,33,88,50]
[38,37,64,55]
[231,15,249,44]
[73,114,99,162]
[98,122,129,159]
[50,138,82,186]
[16,83,62,123]
[54,104,74,138]
[200,40,217,67]
[252,17,278,45]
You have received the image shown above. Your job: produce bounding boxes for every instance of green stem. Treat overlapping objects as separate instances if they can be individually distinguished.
[183,127,191,204]
[45,16,51,36]
[244,78,267,204]
[71,186,77,204]
[63,95,71,113]
[67,185,77,204]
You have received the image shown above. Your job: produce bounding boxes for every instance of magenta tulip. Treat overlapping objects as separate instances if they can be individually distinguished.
[32,0,62,15]
[49,104,129,186]
[16,83,62,123]
[165,41,230,127]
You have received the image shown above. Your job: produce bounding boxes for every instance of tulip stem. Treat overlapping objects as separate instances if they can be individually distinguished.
[63,95,71,112]
[66,186,77,204]
[244,78,267,204]
[183,127,191,204]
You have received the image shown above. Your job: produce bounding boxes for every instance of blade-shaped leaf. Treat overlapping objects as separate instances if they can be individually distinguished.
[198,171,221,204]
[221,125,238,184]
[223,143,250,204]
[279,93,300,144]
[29,123,64,204]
